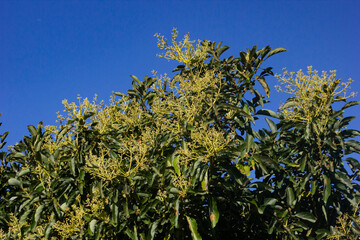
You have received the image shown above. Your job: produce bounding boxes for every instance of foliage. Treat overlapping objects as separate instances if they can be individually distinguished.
[275,67,356,124]
[0,30,359,239]
[254,67,360,239]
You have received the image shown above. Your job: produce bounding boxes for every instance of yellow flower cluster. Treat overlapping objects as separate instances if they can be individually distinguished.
[52,191,109,239]
[150,69,222,139]
[191,124,235,158]
[276,66,356,125]
[60,95,101,124]
[52,203,86,239]
[173,174,190,198]
[327,202,360,239]
[154,28,209,68]
[85,148,123,181]
[84,134,150,181]
[0,213,54,240]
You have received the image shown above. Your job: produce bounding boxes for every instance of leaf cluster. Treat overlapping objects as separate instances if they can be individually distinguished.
[0,31,359,240]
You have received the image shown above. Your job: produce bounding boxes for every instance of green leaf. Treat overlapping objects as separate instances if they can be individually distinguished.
[286,187,295,207]
[44,214,56,238]
[8,178,22,187]
[293,220,309,230]
[0,131,9,142]
[243,103,250,115]
[19,208,32,225]
[346,140,360,153]
[323,175,331,204]
[257,77,270,97]
[341,129,360,138]
[131,75,141,86]
[31,204,44,231]
[89,219,97,235]
[333,96,347,102]
[339,116,356,128]
[56,125,73,144]
[305,124,311,140]
[240,165,251,176]
[335,172,353,189]
[209,197,219,228]
[267,219,277,234]
[225,164,246,186]
[215,45,230,57]
[28,125,37,137]
[172,155,181,176]
[245,134,254,152]
[256,109,280,118]
[300,157,306,172]
[35,204,44,223]
[350,217,360,235]
[281,99,297,109]
[315,229,330,238]
[127,89,138,97]
[113,92,127,98]
[70,157,76,176]
[150,220,159,240]
[264,198,278,206]
[112,203,119,226]
[295,212,316,223]
[311,180,317,196]
[18,168,30,177]
[257,45,271,59]
[14,152,26,158]
[265,118,277,133]
[266,48,287,58]
[175,199,180,228]
[201,169,209,192]
[36,121,43,135]
[186,215,202,240]
[253,154,278,171]
[284,225,299,240]
[322,205,328,223]
[125,226,139,240]
[346,157,360,171]
[341,101,359,110]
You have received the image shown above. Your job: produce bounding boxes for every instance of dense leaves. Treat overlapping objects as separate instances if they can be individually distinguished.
[0,31,359,239]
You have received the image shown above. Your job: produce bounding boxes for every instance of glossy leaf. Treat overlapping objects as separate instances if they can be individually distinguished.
[295,212,316,223]
[257,76,270,97]
[209,197,219,228]
[266,48,287,58]
[89,219,97,235]
[323,175,331,204]
[256,109,280,118]
[265,118,277,132]
[186,215,202,240]
[286,187,295,207]
[8,178,22,187]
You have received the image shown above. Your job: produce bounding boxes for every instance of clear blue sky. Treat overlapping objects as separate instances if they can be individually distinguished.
[1,0,359,148]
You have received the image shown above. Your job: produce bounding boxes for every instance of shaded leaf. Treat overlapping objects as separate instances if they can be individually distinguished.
[267,48,287,58]
[8,178,22,187]
[341,101,359,110]
[210,197,220,228]
[256,109,280,118]
[257,77,270,97]
[286,187,295,207]
[265,118,277,132]
[323,175,331,204]
[295,212,316,223]
[186,215,202,240]
[89,219,97,235]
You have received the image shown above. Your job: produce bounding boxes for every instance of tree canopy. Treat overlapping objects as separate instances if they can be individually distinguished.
[0,29,359,239]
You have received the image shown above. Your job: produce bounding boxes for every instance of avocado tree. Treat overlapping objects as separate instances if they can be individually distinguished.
[254,67,360,239]
[0,29,359,239]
